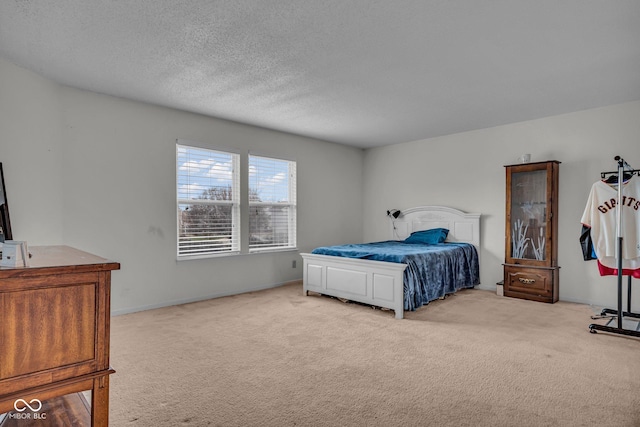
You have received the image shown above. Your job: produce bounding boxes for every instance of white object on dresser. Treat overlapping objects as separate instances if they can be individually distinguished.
[0,240,29,267]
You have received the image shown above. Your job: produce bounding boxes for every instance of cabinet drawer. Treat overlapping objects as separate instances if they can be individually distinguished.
[503,265,557,302]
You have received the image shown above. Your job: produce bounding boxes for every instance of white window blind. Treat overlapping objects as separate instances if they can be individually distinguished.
[177,144,240,257]
[248,155,297,251]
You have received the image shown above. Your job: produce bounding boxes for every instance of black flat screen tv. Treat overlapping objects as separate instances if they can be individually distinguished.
[0,163,13,241]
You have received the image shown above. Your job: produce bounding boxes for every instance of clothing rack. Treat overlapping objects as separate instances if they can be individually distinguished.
[589,156,640,337]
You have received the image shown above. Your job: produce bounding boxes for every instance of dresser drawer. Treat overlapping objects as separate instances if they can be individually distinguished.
[503,265,558,303]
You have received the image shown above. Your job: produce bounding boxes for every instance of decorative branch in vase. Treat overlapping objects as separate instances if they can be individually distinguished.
[531,227,545,260]
[512,219,530,259]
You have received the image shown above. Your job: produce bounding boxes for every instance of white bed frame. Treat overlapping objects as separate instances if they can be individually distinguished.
[301,206,481,319]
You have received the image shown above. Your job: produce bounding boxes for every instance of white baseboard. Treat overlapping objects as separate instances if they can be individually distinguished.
[111,280,302,316]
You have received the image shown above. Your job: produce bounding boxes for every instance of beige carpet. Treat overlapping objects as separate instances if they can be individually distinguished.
[109,283,640,427]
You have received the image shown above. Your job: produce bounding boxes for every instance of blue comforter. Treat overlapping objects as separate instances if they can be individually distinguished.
[311,241,479,311]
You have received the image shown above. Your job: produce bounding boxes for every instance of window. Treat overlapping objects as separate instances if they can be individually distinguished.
[176,143,296,258]
[176,144,240,257]
[249,155,297,251]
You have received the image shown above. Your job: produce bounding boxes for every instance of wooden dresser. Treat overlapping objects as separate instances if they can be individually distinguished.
[0,246,119,426]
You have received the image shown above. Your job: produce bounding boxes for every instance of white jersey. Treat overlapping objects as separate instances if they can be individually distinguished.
[581,175,640,274]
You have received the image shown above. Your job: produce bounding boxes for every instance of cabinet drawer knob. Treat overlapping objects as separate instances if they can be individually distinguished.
[519,278,536,284]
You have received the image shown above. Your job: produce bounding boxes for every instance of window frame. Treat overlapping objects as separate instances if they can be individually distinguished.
[176,142,298,260]
[176,142,241,259]
[248,154,297,253]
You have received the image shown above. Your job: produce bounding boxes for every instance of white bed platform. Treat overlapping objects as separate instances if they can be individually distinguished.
[301,206,481,319]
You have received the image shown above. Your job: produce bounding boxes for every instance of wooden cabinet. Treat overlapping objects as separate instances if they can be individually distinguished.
[0,246,119,426]
[503,161,560,303]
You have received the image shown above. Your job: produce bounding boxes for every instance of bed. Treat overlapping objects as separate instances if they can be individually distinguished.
[301,206,481,319]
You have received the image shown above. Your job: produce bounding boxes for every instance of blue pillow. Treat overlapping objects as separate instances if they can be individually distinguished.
[403,228,449,244]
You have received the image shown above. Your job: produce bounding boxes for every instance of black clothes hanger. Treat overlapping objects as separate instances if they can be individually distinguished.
[603,171,634,184]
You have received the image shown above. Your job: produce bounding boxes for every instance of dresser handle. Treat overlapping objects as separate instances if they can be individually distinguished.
[519,278,536,284]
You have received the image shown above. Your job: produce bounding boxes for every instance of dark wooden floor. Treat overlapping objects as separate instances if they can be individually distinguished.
[0,393,90,427]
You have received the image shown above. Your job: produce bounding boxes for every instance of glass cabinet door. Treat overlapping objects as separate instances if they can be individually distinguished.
[510,169,547,260]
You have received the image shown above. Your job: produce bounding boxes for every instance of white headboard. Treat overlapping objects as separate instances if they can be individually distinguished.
[389,206,481,249]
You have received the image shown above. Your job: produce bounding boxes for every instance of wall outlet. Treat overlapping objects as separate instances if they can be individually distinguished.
[292,260,297,268]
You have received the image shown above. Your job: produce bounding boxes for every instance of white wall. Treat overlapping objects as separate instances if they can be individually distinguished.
[0,58,365,314]
[0,58,65,244]
[363,101,640,309]
[4,55,639,313]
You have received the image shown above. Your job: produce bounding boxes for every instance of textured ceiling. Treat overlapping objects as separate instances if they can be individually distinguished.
[1,1,639,148]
